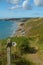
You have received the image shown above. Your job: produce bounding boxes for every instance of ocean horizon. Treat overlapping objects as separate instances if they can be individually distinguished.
[0,20,18,39]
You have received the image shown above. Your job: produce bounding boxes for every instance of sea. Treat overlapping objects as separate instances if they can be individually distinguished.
[0,20,18,39]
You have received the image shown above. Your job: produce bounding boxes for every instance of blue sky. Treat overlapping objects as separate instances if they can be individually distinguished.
[0,0,43,18]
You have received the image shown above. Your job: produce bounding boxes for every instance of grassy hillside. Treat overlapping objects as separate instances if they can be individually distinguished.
[24,18,43,36]
[0,18,43,65]
[0,37,35,65]
[24,18,43,65]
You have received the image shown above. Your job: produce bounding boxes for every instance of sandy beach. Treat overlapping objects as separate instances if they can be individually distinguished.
[13,21,25,37]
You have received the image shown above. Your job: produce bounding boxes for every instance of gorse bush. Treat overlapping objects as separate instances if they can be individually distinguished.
[17,37,30,53]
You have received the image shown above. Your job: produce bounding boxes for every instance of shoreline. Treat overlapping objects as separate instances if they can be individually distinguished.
[0,21,25,39]
[14,21,25,37]
[10,21,25,37]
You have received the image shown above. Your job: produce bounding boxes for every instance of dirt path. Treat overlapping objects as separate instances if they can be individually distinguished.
[24,53,43,65]
[29,54,43,65]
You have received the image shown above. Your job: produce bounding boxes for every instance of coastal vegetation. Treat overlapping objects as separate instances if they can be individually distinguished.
[0,18,43,65]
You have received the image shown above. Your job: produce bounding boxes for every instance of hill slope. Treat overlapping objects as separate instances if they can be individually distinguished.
[23,18,43,65]
[24,18,43,37]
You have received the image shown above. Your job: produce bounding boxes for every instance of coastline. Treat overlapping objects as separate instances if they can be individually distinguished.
[13,21,25,37]
[0,20,25,39]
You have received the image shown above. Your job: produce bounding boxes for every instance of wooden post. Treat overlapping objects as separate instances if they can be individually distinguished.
[7,39,17,65]
[7,47,11,65]
[7,39,12,65]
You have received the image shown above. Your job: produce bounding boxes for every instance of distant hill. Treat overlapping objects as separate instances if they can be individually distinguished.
[0,18,30,21]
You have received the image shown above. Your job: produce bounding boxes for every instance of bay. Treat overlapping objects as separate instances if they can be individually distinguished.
[0,20,18,39]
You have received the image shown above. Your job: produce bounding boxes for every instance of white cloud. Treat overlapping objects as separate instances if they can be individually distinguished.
[22,0,32,10]
[34,0,43,6]
[8,6,17,10]
[7,0,20,4]
[7,0,32,10]
[8,5,22,10]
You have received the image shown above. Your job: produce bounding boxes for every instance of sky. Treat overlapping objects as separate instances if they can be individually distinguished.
[0,0,43,18]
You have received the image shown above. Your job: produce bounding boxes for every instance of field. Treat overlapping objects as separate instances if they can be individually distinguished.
[0,18,43,65]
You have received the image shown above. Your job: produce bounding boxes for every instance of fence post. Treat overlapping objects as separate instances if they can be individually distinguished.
[7,39,12,65]
[7,39,17,65]
[7,47,11,65]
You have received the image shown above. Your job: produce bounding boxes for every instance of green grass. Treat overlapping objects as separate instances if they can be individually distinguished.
[24,18,43,36]
[0,18,43,65]
[0,36,43,65]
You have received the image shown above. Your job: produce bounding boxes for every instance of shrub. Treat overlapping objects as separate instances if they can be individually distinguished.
[18,37,30,53]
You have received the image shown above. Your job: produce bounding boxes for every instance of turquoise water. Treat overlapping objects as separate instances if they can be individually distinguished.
[0,20,18,39]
